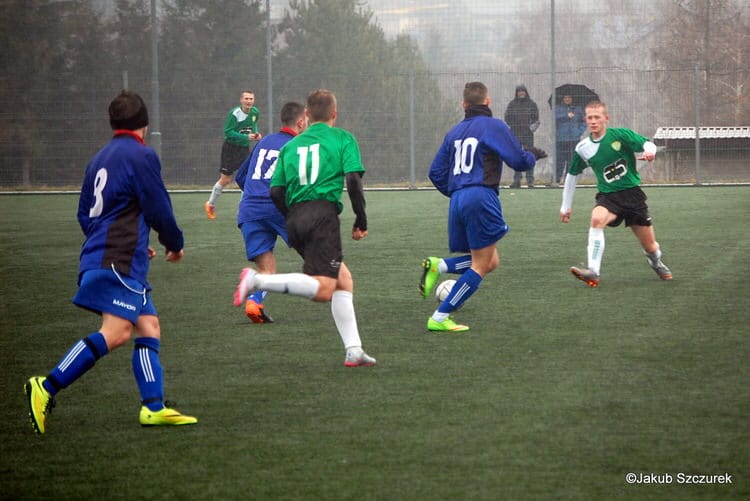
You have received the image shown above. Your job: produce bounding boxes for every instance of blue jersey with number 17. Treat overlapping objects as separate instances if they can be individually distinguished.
[236,130,296,224]
[429,115,536,196]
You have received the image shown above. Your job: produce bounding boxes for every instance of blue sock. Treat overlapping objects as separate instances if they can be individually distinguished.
[249,290,266,304]
[437,268,482,313]
[45,333,109,395]
[443,255,472,274]
[132,337,164,411]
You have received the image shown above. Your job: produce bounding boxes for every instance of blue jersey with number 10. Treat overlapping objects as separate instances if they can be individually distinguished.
[429,115,536,197]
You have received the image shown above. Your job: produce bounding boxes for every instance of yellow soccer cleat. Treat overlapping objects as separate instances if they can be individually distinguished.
[25,376,55,434]
[427,317,470,332]
[140,403,197,427]
[419,257,441,299]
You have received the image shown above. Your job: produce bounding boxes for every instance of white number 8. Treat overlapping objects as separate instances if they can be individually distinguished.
[89,168,107,218]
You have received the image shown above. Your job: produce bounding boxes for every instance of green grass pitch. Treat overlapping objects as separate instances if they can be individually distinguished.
[1,187,748,500]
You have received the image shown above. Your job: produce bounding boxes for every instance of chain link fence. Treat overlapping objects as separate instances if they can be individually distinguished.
[1,0,748,190]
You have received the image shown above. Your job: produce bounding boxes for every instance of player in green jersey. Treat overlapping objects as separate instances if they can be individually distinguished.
[560,100,672,287]
[233,89,376,367]
[205,90,262,219]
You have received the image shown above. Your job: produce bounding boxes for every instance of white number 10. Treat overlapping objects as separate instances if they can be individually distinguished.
[452,137,478,175]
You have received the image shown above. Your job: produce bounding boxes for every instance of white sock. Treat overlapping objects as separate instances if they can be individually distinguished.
[438,259,448,274]
[432,311,449,322]
[255,273,319,298]
[208,182,223,205]
[587,227,605,275]
[331,290,362,350]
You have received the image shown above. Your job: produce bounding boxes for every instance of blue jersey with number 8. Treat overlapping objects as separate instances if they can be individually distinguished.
[77,132,183,289]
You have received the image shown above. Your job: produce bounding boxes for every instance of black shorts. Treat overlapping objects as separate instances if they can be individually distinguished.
[595,186,652,227]
[220,141,250,175]
[286,200,342,279]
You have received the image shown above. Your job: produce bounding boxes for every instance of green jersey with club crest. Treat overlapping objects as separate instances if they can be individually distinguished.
[568,128,650,193]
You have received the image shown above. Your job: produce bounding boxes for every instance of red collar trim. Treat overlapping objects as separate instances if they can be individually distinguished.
[113,129,145,145]
[279,127,298,137]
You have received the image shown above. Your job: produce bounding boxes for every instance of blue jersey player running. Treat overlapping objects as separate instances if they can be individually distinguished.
[420,81,546,332]
[24,91,196,434]
[235,101,308,323]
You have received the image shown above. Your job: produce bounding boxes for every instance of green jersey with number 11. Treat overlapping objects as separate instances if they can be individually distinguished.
[568,127,650,193]
[271,122,365,213]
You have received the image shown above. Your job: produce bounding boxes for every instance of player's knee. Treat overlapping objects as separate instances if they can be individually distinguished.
[590,215,608,228]
[101,326,134,350]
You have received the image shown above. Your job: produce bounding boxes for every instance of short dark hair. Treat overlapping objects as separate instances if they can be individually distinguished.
[280,101,305,126]
[306,89,336,122]
[463,82,488,106]
[109,90,148,130]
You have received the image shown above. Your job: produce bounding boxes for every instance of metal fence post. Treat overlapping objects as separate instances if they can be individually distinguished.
[150,0,161,157]
[409,69,416,189]
[695,63,701,185]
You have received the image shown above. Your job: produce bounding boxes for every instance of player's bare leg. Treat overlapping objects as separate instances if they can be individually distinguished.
[631,225,672,280]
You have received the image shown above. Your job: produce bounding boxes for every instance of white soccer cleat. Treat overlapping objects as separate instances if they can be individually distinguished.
[344,348,376,367]
[644,251,673,280]
[233,267,259,307]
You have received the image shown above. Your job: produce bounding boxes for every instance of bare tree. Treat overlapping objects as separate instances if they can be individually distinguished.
[649,0,750,125]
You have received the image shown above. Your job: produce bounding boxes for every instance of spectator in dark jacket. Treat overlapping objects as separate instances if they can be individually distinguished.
[504,85,540,188]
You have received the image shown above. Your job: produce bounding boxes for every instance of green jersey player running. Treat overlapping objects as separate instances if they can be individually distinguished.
[233,89,376,367]
[560,100,672,287]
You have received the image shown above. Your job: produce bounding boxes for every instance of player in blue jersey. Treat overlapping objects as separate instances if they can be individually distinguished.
[419,81,546,332]
[24,91,197,434]
[235,101,308,323]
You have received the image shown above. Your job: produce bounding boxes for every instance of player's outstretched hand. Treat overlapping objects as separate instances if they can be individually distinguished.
[526,146,548,160]
[352,228,368,241]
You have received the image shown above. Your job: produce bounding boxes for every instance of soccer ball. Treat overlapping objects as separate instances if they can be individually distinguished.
[435,279,456,302]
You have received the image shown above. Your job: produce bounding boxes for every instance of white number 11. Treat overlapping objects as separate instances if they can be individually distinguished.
[296,144,320,185]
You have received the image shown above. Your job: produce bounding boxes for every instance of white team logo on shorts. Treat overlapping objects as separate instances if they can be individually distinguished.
[112,299,136,311]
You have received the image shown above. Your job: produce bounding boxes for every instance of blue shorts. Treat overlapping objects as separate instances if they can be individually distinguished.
[73,269,156,323]
[447,186,509,253]
[240,215,289,261]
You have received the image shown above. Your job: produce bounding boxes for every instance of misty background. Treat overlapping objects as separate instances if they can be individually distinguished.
[2,0,748,188]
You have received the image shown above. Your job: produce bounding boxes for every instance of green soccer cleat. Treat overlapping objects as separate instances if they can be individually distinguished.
[24,376,55,435]
[427,317,470,332]
[419,257,441,299]
[140,403,197,427]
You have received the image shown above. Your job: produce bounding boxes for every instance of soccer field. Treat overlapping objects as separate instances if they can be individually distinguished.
[1,187,748,500]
